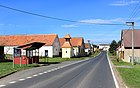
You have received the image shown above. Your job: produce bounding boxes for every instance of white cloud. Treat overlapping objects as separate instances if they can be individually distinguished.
[79,19,111,24]
[61,24,77,28]
[79,18,129,24]
[62,17,140,27]
[110,0,139,6]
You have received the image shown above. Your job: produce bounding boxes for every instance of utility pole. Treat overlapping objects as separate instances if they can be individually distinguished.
[132,22,134,65]
[126,22,134,65]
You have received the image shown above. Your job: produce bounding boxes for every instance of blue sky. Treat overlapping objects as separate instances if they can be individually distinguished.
[0,0,140,44]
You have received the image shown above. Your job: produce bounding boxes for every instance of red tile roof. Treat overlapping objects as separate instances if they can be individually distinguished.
[122,29,140,47]
[59,37,84,48]
[61,42,72,48]
[0,34,58,46]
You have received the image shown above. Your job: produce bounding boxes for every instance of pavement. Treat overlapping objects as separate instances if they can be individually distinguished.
[0,51,117,88]
[0,60,78,85]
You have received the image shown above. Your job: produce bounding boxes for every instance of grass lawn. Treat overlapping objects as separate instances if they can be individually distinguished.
[39,51,100,63]
[39,56,89,63]
[109,53,140,88]
[0,61,40,78]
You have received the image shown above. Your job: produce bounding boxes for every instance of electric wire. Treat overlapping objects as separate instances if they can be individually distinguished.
[0,4,125,25]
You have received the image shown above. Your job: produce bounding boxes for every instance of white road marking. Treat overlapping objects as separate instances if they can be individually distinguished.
[39,73,43,75]
[19,79,25,81]
[26,76,32,79]
[0,85,6,87]
[47,70,51,72]
[9,81,16,84]
[53,68,58,70]
[107,52,119,88]
[43,71,48,73]
[57,67,60,69]
[51,69,55,71]
[33,74,38,77]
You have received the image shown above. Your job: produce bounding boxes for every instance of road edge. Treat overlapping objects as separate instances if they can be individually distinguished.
[107,52,119,88]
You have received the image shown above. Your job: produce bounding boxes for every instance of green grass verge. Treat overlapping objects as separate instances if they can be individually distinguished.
[39,51,100,63]
[0,61,40,78]
[40,56,89,63]
[109,54,140,88]
[117,66,140,88]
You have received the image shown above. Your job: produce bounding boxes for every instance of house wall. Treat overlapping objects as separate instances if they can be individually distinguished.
[80,47,86,56]
[85,48,90,55]
[4,46,15,55]
[80,40,86,56]
[53,37,60,56]
[62,48,72,58]
[122,48,140,62]
[39,46,53,57]
[73,46,85,57]
[73,47,79,57]
[4,46,54,58]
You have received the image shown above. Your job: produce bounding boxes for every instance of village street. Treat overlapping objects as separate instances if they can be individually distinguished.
[0,51,116,88]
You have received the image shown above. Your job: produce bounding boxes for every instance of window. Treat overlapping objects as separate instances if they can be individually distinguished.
[45,50,48,57]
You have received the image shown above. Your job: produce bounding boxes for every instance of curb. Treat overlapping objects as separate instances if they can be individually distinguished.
[0,71,17,79]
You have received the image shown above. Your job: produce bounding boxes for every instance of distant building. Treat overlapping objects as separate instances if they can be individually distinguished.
[99,44,110,51]
[84,43,91,56]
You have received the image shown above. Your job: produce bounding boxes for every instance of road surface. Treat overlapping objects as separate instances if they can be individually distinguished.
[2,51,116,88]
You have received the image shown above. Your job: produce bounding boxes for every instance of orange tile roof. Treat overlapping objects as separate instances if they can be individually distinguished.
[61,42,72,48]
[0,34,58,46]
[64,34,71,39]
[59,37,84,48]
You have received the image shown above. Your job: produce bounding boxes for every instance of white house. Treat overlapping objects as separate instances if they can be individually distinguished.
[99,44,110,51]
[0,34,60,58]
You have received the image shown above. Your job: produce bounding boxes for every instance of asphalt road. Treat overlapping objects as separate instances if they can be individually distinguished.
[3,51,116,88]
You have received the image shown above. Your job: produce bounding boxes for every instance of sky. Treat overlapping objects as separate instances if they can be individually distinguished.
[0,0,140,44]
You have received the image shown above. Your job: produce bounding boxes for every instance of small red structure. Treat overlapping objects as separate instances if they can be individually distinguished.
[14,42,45,64]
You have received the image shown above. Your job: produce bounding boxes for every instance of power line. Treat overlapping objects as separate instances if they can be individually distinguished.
[129,1,140,21]
[0,4,125,26]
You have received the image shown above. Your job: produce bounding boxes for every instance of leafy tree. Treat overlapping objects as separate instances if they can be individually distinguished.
[117,40,121,47]
[109,40,118,55]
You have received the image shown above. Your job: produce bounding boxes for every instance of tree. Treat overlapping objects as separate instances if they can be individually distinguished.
[117,40,121,47]
[109,40,118,55]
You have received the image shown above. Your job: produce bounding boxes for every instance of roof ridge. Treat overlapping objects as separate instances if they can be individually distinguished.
[0,34,58,36]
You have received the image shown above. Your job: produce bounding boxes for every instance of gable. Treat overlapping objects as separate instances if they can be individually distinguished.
[122,29,140,48]
[59,37,84,48]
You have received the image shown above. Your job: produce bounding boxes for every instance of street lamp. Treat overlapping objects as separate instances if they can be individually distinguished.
[126,22,134,65]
